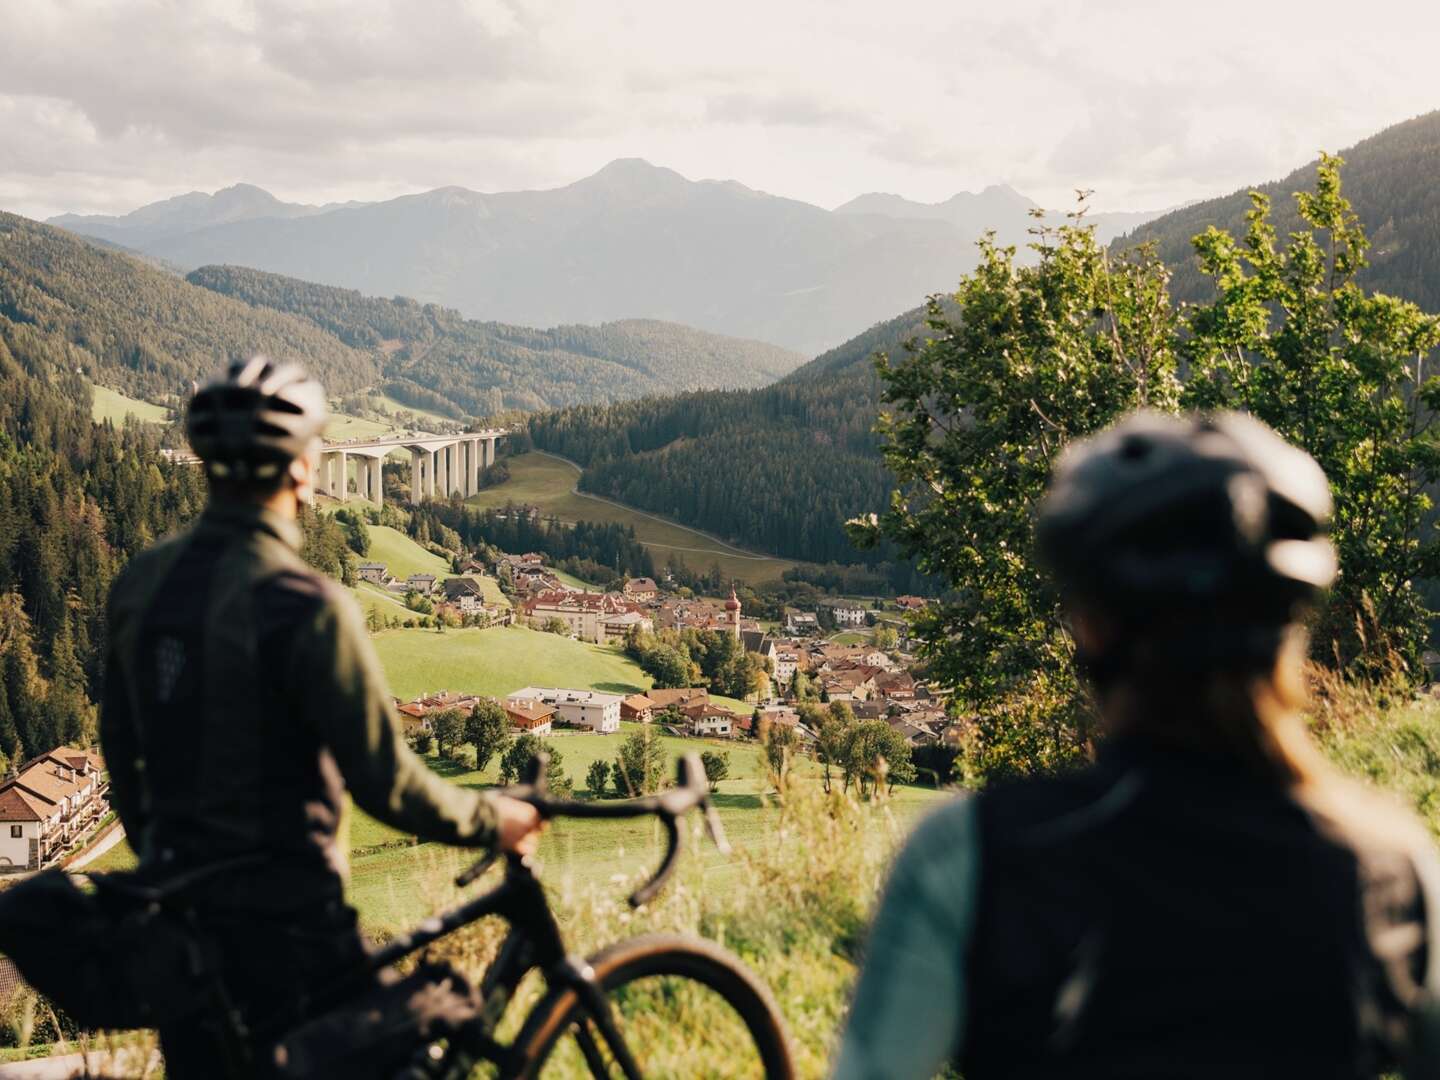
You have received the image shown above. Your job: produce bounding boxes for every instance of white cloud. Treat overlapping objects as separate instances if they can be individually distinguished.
[1,0,1438,219]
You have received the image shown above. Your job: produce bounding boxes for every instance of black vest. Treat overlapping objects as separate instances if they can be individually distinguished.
[962,741,1429,1079]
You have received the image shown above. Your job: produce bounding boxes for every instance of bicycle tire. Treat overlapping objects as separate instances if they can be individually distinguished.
[509,934,794,1079]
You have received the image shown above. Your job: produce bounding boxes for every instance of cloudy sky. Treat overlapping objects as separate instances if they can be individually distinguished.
[3,0,1437,221]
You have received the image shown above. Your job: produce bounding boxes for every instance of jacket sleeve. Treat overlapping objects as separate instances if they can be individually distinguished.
[1406,843,1440,1079]
[831,797,980,1080]
[99,582,149,841]
[300,587,499,848]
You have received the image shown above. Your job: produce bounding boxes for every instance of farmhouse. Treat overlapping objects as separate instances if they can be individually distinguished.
[504,697,556,736]
[357,562,389,585]
[507,687,622,733]
[687,705,737,738]
[646,687,710,716]
[406,573,438,595]
[442,576,487,615]
[0,748,108,873]
[621,693,656,722]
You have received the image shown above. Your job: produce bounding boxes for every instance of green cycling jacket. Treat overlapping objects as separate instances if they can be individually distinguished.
[101,501,498,909]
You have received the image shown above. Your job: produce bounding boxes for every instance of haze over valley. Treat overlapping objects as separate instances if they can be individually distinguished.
[47,162,1169,354]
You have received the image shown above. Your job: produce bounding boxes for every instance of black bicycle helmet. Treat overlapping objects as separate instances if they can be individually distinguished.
[1037,410,1336,627]
[186,356,328,484]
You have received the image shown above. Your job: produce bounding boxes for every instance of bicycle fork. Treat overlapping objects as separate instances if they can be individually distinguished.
[555,956,644,1080]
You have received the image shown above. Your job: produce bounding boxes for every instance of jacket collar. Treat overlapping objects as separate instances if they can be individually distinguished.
[199,500,304,553]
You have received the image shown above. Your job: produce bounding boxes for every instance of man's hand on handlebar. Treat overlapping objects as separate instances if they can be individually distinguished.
[494,794,544,857]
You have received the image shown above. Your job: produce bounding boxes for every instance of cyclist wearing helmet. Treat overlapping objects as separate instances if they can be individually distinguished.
[833,411,1440,1079]
[99,357,541,1076]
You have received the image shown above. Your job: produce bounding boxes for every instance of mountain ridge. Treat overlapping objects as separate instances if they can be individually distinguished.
[46,160,1160,354]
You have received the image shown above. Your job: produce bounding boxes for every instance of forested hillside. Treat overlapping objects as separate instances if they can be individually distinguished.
[0,320,209,767]
[525,305,932,571]
[1123,110,1440,305]
[188,265,806,415]
[0,213,378,404]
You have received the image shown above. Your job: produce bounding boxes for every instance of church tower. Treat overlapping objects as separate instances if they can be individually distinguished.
[726,585,742,641]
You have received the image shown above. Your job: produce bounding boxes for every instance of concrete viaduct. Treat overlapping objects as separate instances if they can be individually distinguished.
[168,429,507,508]
[317,430,504,508]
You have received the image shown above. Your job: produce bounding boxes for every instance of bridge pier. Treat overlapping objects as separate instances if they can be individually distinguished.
[301,429,504,507]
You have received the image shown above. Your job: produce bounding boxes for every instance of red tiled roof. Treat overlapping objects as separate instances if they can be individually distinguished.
[0,785,43,822]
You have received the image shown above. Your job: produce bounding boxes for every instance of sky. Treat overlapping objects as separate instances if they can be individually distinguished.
[3,0,1438,221]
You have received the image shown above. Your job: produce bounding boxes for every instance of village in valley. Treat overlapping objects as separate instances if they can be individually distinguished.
[371,542,954,755]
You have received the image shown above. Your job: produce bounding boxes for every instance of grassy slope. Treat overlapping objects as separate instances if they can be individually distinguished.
[371,393,460,427]
[76,686,1440,1074]
[365,525,449,580]
[89,385,171,425]
[470,452,798,585]
[346,724,944,927]
[372,624,649,701]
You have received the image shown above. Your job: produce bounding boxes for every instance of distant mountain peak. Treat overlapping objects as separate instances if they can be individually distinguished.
[571,158,691,196]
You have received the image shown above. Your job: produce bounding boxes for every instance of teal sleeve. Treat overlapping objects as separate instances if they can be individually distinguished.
[832,797,980,1080]
[1407,843,1440,1078]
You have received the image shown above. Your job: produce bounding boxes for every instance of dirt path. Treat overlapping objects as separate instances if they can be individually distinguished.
[65,823,126,871]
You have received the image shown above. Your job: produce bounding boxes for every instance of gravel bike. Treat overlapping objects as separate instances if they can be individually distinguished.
[273,751,796,1079]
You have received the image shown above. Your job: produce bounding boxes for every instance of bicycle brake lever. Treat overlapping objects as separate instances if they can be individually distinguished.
[455,850,499,888]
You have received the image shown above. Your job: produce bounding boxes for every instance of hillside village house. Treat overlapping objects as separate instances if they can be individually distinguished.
[522,590,653,645]
[646,687,710,719]
[507,687,622,733]
[504,696,556,735]
[622,577,659,603]
[826,602,869,628]
[766,640,808,689]
[688,704,737,738]
[0,748,108,872]
[357,562,389,585]
[784,610,820,636]
[442,576,487,615]
[406,573,438,595]
[621,693,656,722]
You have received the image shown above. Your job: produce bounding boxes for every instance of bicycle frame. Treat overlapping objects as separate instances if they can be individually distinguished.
[286,853,641,1078]
[259,753,726,1078]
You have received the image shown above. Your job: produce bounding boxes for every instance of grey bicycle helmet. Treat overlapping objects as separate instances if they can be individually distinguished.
[1037,411,1336,627]
[186,356,328,484]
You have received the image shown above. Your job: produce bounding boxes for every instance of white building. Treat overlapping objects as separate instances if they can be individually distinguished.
[829,603,868,628]
[507,687,622,734]
[0,748,107,873]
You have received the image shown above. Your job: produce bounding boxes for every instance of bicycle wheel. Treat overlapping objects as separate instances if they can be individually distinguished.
[510,934,794,1080]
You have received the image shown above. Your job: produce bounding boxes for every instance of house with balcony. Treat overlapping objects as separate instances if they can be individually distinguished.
[0,747,108,873]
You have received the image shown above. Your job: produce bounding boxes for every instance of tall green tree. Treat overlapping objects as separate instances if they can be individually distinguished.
[465,700,511,773]
[1182,153,1440,672]
[614,726,666,796]
[851,209,1180,778]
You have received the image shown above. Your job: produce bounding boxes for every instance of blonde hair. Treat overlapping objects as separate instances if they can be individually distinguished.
[1106,625,1326,788]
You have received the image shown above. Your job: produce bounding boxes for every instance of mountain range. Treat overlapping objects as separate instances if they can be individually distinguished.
[47,163,1167,354]
[526,109,1440,570]
[0,213,805,415]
